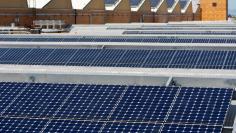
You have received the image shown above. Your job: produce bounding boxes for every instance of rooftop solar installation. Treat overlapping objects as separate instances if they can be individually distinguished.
[1,48,236,70]
[0,36,236,44]
[0,82,233,132]
[123,30,236,35]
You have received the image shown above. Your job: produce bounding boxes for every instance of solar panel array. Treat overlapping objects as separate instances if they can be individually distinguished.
[0,36,236,44]
[123,30,236,35]
[1,48,236,69]
[0,82,233,132]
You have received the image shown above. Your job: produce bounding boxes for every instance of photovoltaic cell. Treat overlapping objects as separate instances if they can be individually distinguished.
[166,87,233,125]
[2,83,76,118]
[109,86,179,122]
[0,82,28,113]
[54,85,126,120]
[44,120,104,133]
[0,82,233,133]
[0,117,48,133]
[102,122,162,132]
[161,124,222,133]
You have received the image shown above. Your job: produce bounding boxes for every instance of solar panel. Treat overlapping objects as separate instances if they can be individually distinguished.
[169,50,201,68]
[18,49,54,65]
[161,124,222,133]
[0,82,233,132]
[0,117,48,133]
[102,122,162,132]
[115,50,150,67]
[195,51,227,69]
[0,36,236,44]
[43,120,104,133]
[42,49,77,65]
[2,83,76,118]
[66,49,102,66]
[0,48,31,64]
[166,87,233,125]
[0,82,28,113]
[109,86,179,122]
[54,84,126,120]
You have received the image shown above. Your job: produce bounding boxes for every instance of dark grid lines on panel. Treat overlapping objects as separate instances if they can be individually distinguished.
[0,82,28,114]
[42,49,77,65]
[143,50,175,68]
[169,50,202,68]
[91,49,125,67]
[0,117,48,133]
[101,122,162,133]
[18,49,54,65]
[44,120,104,133]
[66,49,101,66]
[54,85,126,120]
[116,50,150,67]
[195,51,227,69]
[166,87,233,125]
[109,86,179,122]
[223,51,236,69]
[0,48,31,64]
[3,83,76,118]
[161,124,222,133]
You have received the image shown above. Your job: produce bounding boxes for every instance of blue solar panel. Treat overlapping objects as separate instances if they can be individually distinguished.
[42,49,77,65]
[169,50,201,68]
[166,87,233,125]
[109,86,179,122]
[2,83,76,118]
[0,48,235,70]
[66,49,101,66]
[195,51,227,69]
[91,49,125,67]
[162,124,222,133]
[102,122,162,132]
[0,82,27,113]
[0,48,30,64]
[223,51,236,69]
[142,50,175,68]
[115,50,150,67]
[44,120,103,133]
[0,82,233,132]
[0,36,236,44]
[18,49,54,65]
[0,117,48,133]
[54,84,126,120]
